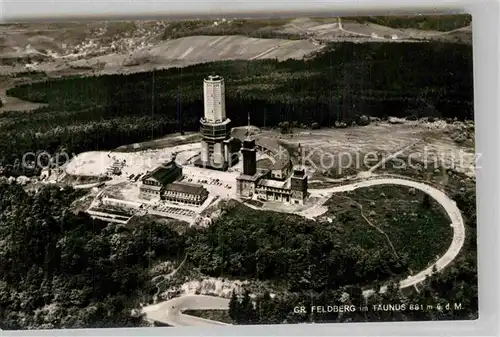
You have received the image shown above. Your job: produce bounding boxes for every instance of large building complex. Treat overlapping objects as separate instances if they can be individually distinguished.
[195,75,240,171]
[162,182,209,206]
[140,154,209,206]
[236,134,309,204]
[140,75,307,209]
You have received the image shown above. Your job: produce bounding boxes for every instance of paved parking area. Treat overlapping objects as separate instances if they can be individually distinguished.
[181,168,238,199]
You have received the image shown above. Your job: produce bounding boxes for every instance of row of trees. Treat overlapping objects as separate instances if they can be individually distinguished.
[228,267,477,324]
[344,15,472,32]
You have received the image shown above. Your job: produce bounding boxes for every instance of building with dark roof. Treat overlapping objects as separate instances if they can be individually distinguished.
[139,158,183,200]
[269,157,292,180]
[289,167,308,204]
[253,166,308,204]
[139,155,209,206]
[241,138,257,176]
[236,173,261,198]
[163,182,209,206]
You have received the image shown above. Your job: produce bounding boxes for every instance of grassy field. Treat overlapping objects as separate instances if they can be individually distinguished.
[162,18,298,40]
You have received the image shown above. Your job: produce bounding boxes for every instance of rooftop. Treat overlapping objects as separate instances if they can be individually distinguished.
[292,166,307,177]
[258,178,291,189]
[164,182,208,196]
[271,158,291,170]
[242,138,256,149]
[205,75,223,82]
[140,184,162,191]
[143,161,181,184]
[200,118,231,126]
[236,173,262,182]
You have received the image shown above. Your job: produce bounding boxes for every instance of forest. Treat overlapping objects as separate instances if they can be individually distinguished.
[1,42,472,173]
[0,182,185,329]
[0,181,477,329]
[344,15,472,32]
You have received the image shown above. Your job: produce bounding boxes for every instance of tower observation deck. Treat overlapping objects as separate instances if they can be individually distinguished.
[196,75,239,170]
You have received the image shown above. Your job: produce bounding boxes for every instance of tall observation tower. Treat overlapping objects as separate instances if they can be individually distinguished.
[196,75,238,170]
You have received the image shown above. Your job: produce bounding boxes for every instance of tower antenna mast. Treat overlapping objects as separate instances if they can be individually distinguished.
[246,111,251,138]
[151,70,155,139]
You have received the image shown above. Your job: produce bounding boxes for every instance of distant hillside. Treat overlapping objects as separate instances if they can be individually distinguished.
[66,35,323,71]
[342,15,472,32]
[0,15,472,68]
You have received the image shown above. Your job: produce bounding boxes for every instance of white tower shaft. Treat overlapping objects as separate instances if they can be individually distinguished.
[203,75,226,123]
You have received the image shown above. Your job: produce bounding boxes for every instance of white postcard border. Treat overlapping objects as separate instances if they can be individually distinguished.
[0,0,497,336]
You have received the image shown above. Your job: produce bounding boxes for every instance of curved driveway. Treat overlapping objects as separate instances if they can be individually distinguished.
[308,176,465,296]
[142,295,230,327]
[142,176,465,325]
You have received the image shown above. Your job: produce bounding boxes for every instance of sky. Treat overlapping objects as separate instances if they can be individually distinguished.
[1,0,468,22]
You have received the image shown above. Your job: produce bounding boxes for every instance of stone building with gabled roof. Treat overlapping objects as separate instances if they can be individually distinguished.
[236,127,309,205]
[139,154,209,206]
[163,182,209,206]
[269,157,292,180]
[139,157,183,200]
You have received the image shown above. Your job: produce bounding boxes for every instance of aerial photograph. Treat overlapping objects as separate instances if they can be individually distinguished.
[0,14,476,329]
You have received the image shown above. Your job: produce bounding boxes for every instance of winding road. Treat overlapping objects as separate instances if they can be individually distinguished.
[142,295,231,327]
[142,175,465,326]
[308,176,465,296]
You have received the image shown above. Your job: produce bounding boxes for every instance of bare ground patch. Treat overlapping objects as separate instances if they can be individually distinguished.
[252,121,475,182]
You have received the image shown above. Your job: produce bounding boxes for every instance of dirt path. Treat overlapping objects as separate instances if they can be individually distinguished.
[309,176,465,297]
[368,138,422,173]
[333,194,400,259]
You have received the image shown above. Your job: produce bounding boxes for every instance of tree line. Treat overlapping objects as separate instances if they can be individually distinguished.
[0,42,472,171]
[0,182,185,329]
[344,15,472,32]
